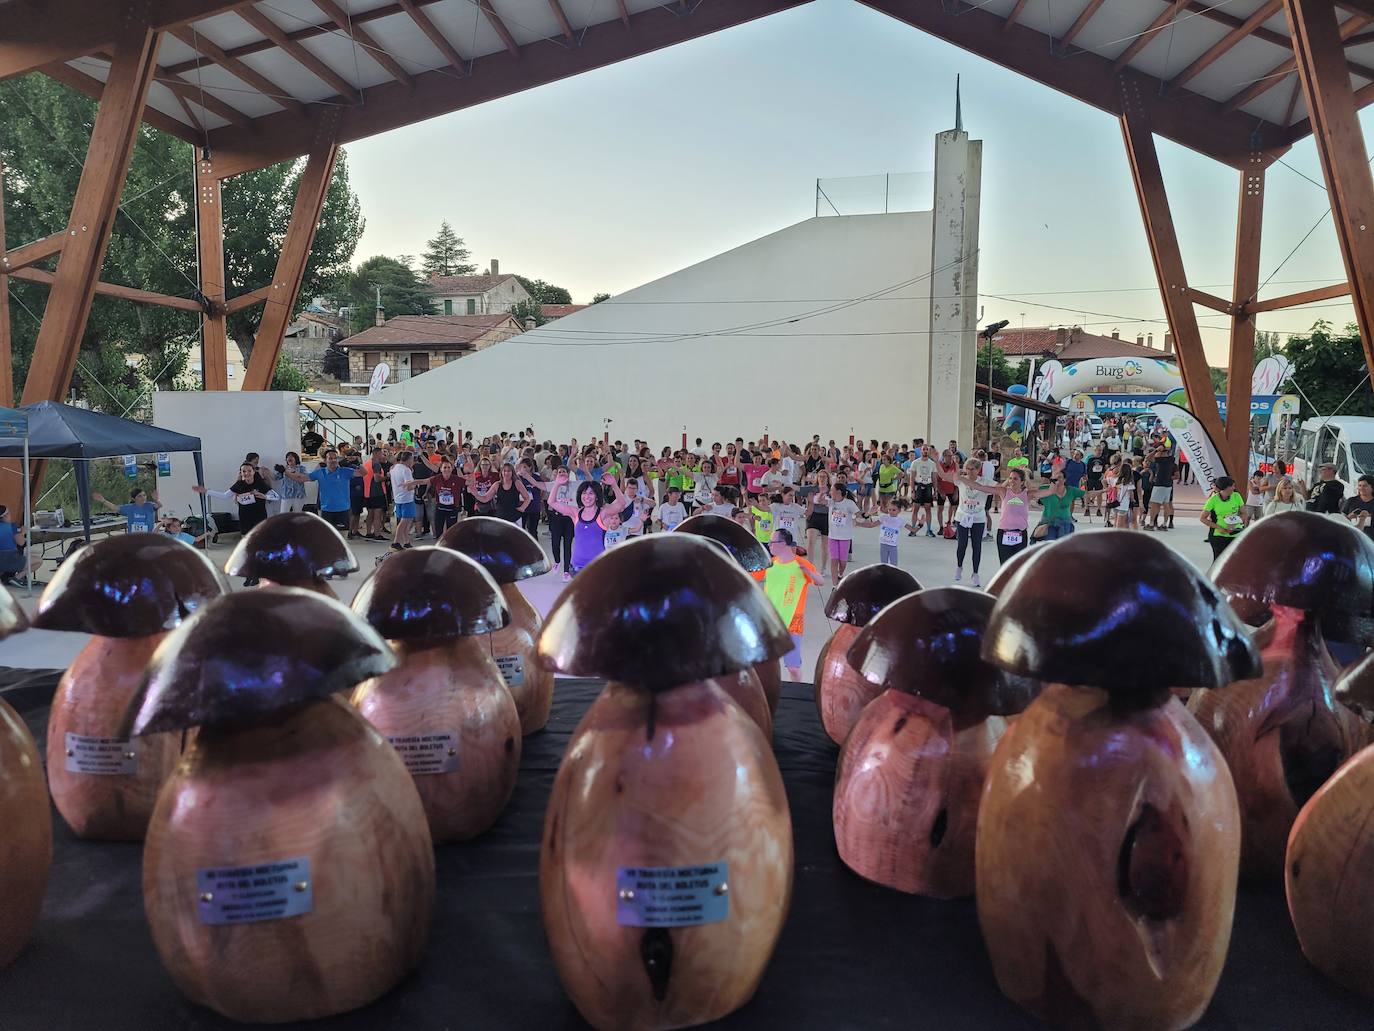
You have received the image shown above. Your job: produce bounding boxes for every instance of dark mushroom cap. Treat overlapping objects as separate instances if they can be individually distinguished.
[983,532,1259,702]
[438,516,550,583]
[352,547,509,641]
[825,563,921,625]
[1210,510,1374,640]
[127,587,394,735]
[674,513,770,572]
[984,544,1040,598]
[538,534,791,689]
[848,587,1037,722]
[34,534,227,637]
[225,511,358,582]
[0,584,28,640]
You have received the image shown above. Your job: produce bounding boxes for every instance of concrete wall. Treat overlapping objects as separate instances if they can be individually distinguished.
[927,129,981,446]
[385,213,933,445]
[152,391,311,517]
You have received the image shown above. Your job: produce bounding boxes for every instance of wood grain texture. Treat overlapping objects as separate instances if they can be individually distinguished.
[1188,609,1357,885]
[142,696,434,1023]
[977,684,1239,1030]
[708,667,772,739]
[834,690,1004,898]
[753,659,782,716]
[352,636,521,842]
[0,697,51,968]
[1286,745,1374,997]
[492,583,552,735]
[46,634,179,840]
[541,680,792,1030]
[814,623,880,746]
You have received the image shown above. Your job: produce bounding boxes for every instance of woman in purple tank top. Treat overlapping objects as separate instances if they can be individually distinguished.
[546,470,631,574]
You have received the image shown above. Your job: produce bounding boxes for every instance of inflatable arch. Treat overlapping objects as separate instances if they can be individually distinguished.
[1034,356,1181,403]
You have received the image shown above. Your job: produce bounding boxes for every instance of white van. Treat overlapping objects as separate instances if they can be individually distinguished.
[1292,417,1374,498]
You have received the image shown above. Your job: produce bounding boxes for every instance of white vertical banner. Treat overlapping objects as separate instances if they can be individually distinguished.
[1151,402,1228,492]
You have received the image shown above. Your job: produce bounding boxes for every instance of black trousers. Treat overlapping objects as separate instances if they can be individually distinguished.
[521,506,541,539]
[955,522,983,572]
[1208,531,1234,560]
[548,512,574,568]
[434,506,459,539]
[996,529,1027,564]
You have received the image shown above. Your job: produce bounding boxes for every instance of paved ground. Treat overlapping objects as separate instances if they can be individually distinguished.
[0,480,1217,676]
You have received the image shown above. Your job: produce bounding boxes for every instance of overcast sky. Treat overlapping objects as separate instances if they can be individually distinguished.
[343,0,1373,366]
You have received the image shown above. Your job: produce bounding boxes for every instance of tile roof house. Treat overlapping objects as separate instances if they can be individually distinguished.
[341,313,523,383]
[540,303,588,320]
[427,260,531,316]
[991,325,1175,362]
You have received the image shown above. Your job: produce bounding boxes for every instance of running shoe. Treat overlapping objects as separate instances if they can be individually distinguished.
[561,571,572,582]
[971,574,981,588]
[954,568,962,583]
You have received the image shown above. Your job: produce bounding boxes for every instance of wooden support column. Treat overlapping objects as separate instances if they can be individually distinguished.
[1285,0,1374,380]
[1227,158,1267,479]
[241,122,339,391]
[0,159,13,408]
[196,153,229,390]
[1120,81,1235,477]
[20,26,160,407]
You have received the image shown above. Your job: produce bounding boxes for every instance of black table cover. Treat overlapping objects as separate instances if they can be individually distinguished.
[0,669,1367,1030]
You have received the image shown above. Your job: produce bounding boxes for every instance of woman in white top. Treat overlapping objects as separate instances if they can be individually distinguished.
[1262,477,1307,517]
[936,458,996,587]
[825,482,861,587]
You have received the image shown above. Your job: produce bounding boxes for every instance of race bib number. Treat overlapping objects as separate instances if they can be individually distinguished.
[604,528,626,548]
[438,488,455,506]
[1001,531,1023,546]
[777,515,795,533]
[1223,512,1244,529]
[880,525,899,547]
[236,493,256,506]
[831,511,850,529]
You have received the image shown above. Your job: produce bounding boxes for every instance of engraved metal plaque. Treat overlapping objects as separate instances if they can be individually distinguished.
[387,732,460,775]
[494,653,525,688]
[63,733,138,775]
[197,857,313,925]
[615,862,729,928]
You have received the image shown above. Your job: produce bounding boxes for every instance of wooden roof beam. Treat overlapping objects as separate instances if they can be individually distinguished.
[205,0,813,177]
[396,0,467,72]
[1111,2,1187,75]
[1244,281,1351,313]
[548,0,577,43]
[153,67,255,126]
[169,25,306,115]
[0,0,248,81]
[479,1,522,58]
[9,267,205,312]
[1,233,65,274]
[1058,0,1108,51]
[1167,0,1283,94]
[311,0,415,87]
[235,5,358,100]
[1223,12,1371,112]
[40,60,203,143]
[1003,0,1029,33]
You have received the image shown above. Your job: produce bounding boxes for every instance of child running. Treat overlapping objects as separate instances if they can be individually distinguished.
[753,529,823,681]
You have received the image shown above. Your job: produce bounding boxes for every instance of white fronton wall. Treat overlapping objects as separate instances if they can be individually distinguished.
[386,212,932,446]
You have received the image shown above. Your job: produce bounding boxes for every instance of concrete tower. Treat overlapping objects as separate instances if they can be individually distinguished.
[927,78,982,445]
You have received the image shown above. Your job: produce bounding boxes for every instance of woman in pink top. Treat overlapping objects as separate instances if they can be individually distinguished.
[973,468,1031,563]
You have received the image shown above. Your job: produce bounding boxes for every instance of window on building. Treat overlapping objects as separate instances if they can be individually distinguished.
[362,353,380,371]
[445,352,462,364]
[411,353,430,374]
[444,299,453,315]
[466,298,476,314]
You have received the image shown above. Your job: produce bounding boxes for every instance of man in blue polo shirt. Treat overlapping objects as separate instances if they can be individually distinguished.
[287,449,361,538]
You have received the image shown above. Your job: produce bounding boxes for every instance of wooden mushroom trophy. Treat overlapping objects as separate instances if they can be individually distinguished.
[34,535,226,841]
[439,517,553,735]
[1285,651,1374,997]
[538,535,794,1031]
[0,589,49,969]
[814,564,920,746]
[977,533,1259,1030]
[675,512,778,729]
[225,510,359,597]
[131,588,434,1024]
[351,546,521,842]
[834,587,1035,898]
[1189,511,1374,885]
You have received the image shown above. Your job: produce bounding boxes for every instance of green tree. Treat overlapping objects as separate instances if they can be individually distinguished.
[976,343,1029,391]
[343,256,436,333]
[514,276,572,305]
[591,292,612,304]
[509,298,544,328]
[1284,320,1374,417]
[270,353,311,392]
[420,221,474,277]
[0,74,364,404]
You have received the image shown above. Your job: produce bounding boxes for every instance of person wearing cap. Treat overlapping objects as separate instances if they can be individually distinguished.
[753,529,822,681]
[1306,463,1346,514]
[1201,476,1247,558]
